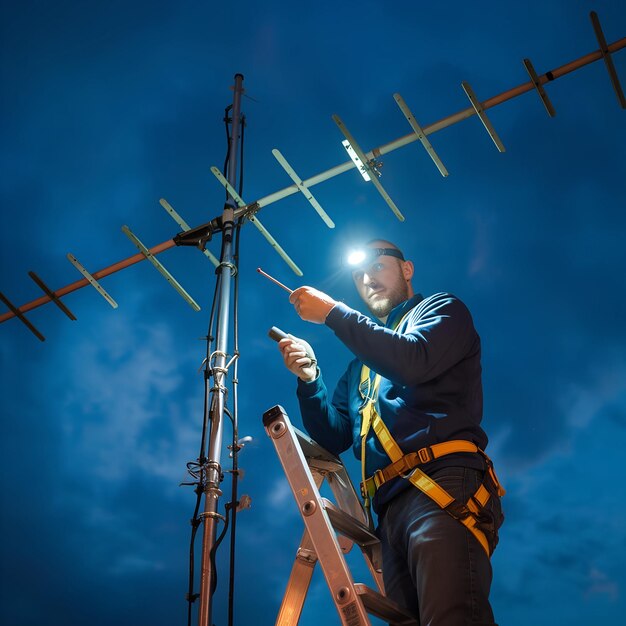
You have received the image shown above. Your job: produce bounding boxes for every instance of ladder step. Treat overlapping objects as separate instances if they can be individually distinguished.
[354,584,419,626]
[321,498,378,546]
[295,428,345,472]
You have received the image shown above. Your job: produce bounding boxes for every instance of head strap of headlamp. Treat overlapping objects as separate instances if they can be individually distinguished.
[369,247,404,262]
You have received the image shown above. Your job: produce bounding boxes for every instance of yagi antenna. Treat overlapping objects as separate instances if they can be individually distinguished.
[67,253,119,309]
[333,114,406,222]
[590,11,626,108]
[121,225,201,311]
[523,58,557,117]
[0,291,46,341]
[28,271,77,321]
[159,198,220,267]
[271,149,335,228]
[393,93,449,177]
[461,81,506,152]
[1,11,624,337]
[209,166,303,276]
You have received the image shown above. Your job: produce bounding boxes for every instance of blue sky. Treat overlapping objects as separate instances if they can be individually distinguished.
[1,1,625,625]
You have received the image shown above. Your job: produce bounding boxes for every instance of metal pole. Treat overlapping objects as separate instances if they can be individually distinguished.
[197,73,245,626]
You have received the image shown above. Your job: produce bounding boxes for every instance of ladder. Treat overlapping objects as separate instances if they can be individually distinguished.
[262,405,419,626]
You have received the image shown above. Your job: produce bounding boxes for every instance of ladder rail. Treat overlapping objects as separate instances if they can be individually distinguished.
[263,405,419,626]
[264,406,372,626]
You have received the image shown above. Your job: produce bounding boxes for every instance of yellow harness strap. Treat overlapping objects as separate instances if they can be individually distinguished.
[359,371,383,521]
[358,362,504,557]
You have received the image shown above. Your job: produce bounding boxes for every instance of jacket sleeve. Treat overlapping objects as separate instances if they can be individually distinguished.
[296,367,353,456]
[325,293,477,387]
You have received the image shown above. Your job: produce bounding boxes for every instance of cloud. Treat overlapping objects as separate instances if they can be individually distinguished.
[585,567,619,602]
[267,476,293,507]
[59,315,197,483]
[107,553,167,576]
[491,394,626,623]
[559,356,626,431]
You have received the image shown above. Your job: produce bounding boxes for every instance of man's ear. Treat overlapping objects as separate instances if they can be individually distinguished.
[402,260,414,281]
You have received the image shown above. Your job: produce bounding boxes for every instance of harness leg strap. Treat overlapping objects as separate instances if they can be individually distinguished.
[408,467,493,557]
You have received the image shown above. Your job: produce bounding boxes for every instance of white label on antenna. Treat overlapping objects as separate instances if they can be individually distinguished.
[341,139,371,181]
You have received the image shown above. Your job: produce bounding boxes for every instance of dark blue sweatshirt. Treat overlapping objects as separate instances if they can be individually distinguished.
[296,292,488,511]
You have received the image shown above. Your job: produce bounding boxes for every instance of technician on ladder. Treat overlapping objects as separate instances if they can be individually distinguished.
[277,238,505,626]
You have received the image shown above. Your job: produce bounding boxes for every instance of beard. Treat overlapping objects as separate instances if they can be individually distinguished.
[365,280,410,319]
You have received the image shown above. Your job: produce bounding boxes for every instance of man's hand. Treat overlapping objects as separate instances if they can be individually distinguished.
[290,286,337,324]
[278,335,318,382]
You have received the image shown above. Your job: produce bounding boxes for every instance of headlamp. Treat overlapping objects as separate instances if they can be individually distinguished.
[344,247,405,269]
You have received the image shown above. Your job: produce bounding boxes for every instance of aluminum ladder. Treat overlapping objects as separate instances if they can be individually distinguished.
[263,404,418,626]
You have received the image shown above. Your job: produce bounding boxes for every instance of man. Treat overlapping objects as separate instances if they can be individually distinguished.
[278,239,503,625]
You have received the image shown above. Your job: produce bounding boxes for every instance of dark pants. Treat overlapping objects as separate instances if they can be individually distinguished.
[377,467,503,626]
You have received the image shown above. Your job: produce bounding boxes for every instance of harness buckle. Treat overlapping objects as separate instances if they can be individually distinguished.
[373,469,385,489]
[360,478,376,500]
[417,446,433,463]
[394,455,415,478]
[445,501,472,521]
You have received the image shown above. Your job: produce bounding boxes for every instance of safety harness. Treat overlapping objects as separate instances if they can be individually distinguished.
[358,345,505,557]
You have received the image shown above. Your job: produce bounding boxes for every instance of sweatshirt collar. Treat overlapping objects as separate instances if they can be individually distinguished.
[385,293,424,328]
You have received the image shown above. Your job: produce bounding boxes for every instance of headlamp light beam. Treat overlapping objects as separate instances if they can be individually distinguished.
[346,250,367,266]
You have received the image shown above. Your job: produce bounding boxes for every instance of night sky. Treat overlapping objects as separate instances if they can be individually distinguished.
[1,1,625,625]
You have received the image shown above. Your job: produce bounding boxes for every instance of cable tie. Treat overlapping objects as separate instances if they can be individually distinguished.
[217,261,237,277]
[198,511,226,523]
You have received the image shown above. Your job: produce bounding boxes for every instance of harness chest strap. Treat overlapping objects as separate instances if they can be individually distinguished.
[358,363,504,557]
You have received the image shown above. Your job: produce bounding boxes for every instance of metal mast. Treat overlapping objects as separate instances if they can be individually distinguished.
[197,73,245,626]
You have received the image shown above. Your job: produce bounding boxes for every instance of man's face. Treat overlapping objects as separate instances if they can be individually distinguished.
[352,253,411,319]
